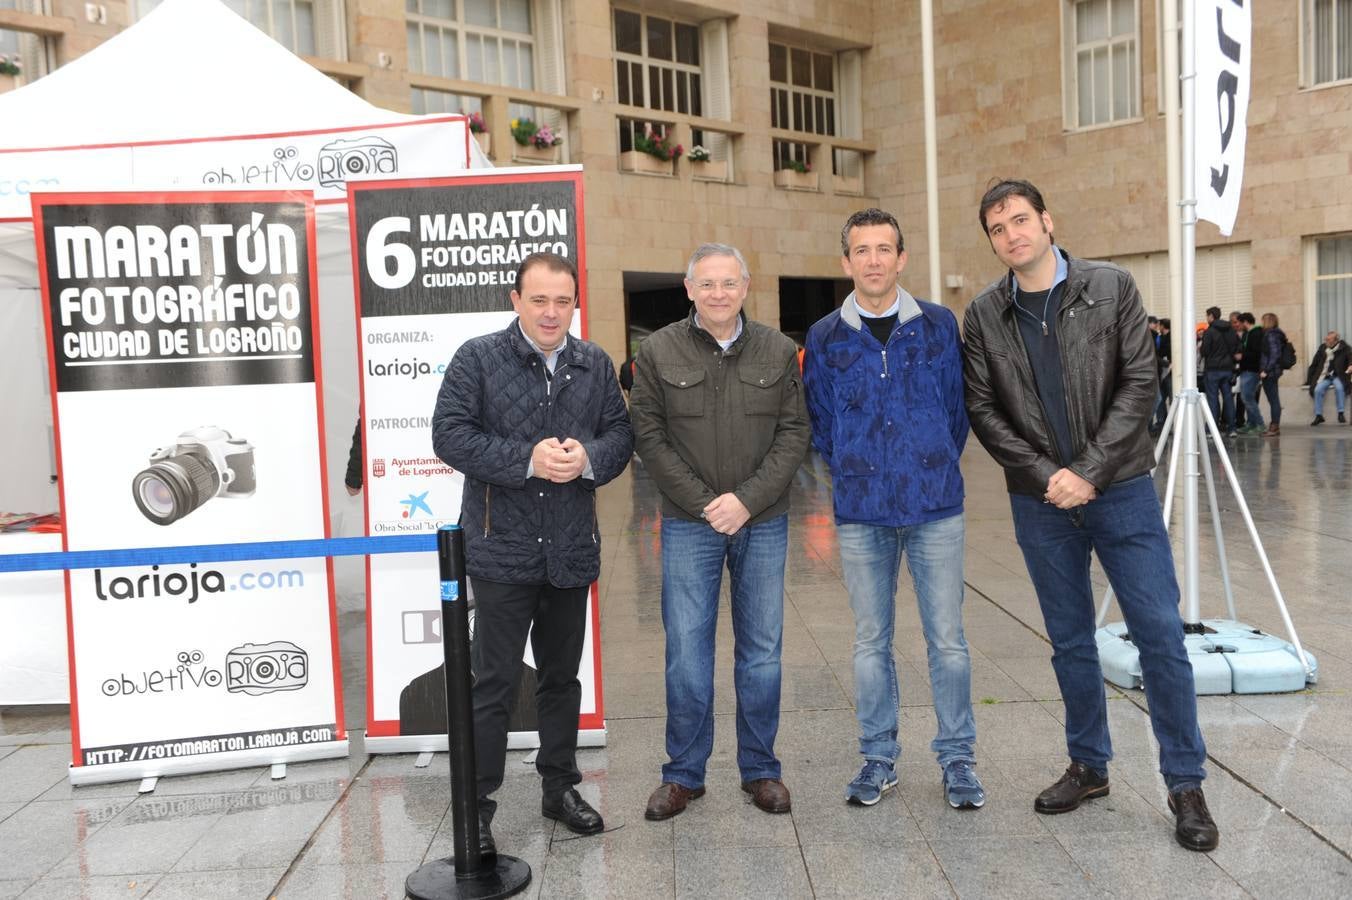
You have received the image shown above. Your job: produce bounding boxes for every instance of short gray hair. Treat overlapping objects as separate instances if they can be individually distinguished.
[686,242,750,281]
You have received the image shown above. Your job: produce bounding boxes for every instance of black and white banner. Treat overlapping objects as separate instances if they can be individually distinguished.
[33,191,347,783]
[1194,0,1250,236]
[347,168,607,750]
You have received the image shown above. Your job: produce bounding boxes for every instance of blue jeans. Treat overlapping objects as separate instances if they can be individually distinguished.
[660,514,788,787]
[1202,370,1235,430]
[1239,371,1264,428]
[1009,475,1207,788]
[1313,377,1346,415]
[837,513,975,768]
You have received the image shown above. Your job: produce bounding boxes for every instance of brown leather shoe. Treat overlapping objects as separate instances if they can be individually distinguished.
[741,778,792,814]
[644,782,705,821]
[1034,762,1109,814]
[1261,424,1280,437]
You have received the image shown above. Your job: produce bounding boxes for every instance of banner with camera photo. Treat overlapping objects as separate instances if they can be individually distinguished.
[33,190,347,784]
[347,168,606,751]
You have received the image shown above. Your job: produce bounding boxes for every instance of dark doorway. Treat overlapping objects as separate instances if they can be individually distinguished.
[623,271,689,357]
[779,277,851,346]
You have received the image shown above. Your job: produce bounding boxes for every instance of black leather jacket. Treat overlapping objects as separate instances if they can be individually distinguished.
[962,251,1156,497]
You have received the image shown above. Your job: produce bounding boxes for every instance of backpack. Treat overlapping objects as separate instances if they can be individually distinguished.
[1278,336,1296,370]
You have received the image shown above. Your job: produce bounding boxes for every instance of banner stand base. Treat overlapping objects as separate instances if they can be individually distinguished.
[406,854,531,900]
[365,727,605,756]
[68,738,349,787]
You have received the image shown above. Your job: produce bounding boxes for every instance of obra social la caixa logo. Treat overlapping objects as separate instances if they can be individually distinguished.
[199,137,399,190]
[99,641,309,698]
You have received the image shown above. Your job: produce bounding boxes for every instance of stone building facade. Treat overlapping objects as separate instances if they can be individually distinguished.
[4,0,1350,361]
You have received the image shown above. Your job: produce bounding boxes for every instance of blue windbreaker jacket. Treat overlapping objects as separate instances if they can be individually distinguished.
[803,289,968,527]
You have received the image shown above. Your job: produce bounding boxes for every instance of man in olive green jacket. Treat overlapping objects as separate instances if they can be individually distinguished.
[631,242,809,822]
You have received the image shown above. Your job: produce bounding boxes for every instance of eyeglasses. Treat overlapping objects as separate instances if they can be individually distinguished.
[692,279,745,293]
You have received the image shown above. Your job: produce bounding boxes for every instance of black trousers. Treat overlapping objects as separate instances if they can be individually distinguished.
[470,576,589,822]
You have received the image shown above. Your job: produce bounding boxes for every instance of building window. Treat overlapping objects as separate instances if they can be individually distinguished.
[612,8,703,152]
[407,0,535,88]
[1063,0,1139,128]
[1306,0,1352,86]
[769,41,835,171]
[134,0,336,58]
[1315,235,1352,341]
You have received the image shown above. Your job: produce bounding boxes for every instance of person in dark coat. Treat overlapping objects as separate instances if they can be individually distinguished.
[431,252,633,854]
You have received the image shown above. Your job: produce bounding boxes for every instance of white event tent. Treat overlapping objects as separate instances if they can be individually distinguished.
[0,0,481,528]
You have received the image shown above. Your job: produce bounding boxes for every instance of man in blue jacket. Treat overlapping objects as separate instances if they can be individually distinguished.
[803,209,983,811]
[432,252,633,856]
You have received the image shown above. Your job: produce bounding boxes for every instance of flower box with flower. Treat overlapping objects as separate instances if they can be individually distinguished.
[510,117,562,163]
[0,55,22,79]
[620,126,681,175]
[774,159,818,191]
[688,145,728,182]
[464,110,490,155]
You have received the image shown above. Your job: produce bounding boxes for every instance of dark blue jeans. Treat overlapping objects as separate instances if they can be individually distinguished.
[1009,475,1206,789]
[1202,370,1235,430]
[660,514,788,788]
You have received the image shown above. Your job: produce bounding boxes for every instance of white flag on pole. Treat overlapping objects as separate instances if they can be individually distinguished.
[1193,0,1251,236]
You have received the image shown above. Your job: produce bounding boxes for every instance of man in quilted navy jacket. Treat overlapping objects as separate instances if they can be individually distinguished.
[432,252,632,855]
[803,209,983,812]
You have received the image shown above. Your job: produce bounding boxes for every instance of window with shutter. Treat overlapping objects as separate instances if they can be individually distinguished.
[132,0,334,58]
[407,0,552,127]
[1304,0,1352,87]
[1061,0,1140,129]
[769,39,847,174]
[1313,235,1352,341]
[612,7,705,153]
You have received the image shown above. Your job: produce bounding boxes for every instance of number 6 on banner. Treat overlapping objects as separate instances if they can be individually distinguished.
[366,216,415,289]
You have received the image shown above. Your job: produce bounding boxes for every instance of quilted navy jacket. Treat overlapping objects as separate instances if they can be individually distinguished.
[431,322,633,588]
[803,290,968,527]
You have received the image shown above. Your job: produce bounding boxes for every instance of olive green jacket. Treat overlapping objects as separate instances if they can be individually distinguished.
[630,310,809,525]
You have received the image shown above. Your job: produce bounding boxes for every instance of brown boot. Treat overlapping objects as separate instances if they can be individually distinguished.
[1261,424,1280,437]
[741,778,792,813]
[644,782,704,820]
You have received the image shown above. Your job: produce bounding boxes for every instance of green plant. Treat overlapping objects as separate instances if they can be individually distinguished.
[634,126,683,162]
[688,145,711,162]
[0,55,21,78]
[510,118,562,149]
[782,158,812,174]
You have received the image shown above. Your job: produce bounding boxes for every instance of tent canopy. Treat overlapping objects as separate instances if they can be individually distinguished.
[0,0,415,148]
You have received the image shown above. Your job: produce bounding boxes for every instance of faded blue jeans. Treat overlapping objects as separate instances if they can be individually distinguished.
[659,514,788,788]
[1239,371,1264,428]
[837,513,976,768]
[1009,474,1207,789]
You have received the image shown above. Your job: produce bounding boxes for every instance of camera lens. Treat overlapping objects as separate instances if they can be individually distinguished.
[132,450,221,525]
[136,476,177,518]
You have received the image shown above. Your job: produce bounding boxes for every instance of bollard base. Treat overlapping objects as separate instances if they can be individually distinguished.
[405,855,531,900]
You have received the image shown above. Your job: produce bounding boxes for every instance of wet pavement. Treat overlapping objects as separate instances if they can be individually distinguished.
[2,424,1352,898]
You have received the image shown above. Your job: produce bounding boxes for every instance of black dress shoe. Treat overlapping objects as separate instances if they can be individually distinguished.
[1168,787,1219,851]
[1033,762,1109,814]
[477,817,496,862]
[543,788,604,835]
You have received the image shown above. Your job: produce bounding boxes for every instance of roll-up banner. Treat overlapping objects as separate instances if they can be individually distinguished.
[348,167,605,752]
[33,191,347,785]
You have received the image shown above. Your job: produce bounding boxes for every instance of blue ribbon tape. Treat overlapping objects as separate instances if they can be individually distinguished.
[0,534,440,574]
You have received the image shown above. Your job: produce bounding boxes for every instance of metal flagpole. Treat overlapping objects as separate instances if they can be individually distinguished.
[1094,0,1316,694]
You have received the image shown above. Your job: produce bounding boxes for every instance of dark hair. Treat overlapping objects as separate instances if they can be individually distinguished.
[841,208,903,256]
[1160,318,1171,329]
[514,252,578,298]
[1206,306,1222,321]
[1148,315,1158,324]
[1240,312,1256,325]
[978,179,1049,234]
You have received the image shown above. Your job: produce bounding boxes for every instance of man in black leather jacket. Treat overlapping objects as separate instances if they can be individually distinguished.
[961,179,1217,853]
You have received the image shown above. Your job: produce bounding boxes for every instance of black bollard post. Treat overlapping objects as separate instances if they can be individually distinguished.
[405,525,531,900]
